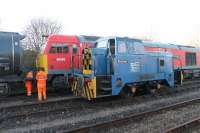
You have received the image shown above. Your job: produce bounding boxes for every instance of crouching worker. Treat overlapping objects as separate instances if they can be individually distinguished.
[25,70,34,96]
[36,68,47,101]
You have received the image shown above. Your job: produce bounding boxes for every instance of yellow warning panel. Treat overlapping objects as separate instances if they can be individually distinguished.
[36,54,48,73]
[83,70,92,75]
[91,77,96,98]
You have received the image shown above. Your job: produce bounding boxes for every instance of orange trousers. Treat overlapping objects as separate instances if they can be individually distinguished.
[25,81,32,96]
[37,84,46,101]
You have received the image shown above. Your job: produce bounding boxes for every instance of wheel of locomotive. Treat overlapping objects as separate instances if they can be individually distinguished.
[119,85,136,98]
[52,76,70,93]
[0,83,11,97]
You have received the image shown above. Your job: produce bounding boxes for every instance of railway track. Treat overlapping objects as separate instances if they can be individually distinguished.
[164,117,200,133]
[0,83,199,126]
[0,96,81,122]
[1,79,200,132]
[0,95,119,124]
[61,98,200,133]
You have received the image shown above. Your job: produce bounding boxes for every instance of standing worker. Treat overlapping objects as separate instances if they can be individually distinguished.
[36,68,47,101]
[25,70,33,96]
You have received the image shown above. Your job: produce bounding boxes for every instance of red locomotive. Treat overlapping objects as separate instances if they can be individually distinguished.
[143,41,200,83]
[36,34,99,90]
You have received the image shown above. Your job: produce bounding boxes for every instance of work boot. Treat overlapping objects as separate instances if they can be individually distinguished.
[43,95,47,100]
[27,92,31,96]
[38,95,42,101]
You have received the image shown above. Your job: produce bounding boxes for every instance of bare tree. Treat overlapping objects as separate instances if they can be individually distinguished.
[23,18,62,53]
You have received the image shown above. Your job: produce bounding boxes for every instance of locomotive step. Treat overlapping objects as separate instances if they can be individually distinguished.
[100,80,111,84]
[100,87,112,92]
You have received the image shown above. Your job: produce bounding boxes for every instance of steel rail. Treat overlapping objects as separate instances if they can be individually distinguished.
[0,96,80,110]
[0,95,116,124]
[61,98,200,133]
[164,117,200,133]
[0,96,81,123]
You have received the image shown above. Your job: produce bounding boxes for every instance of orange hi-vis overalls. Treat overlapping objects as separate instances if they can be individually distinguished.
[36,71,47,101]
[25,71,33,96]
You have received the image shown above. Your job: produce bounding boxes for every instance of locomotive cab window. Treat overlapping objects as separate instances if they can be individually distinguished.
[49,43,68,53]
[57,47,62,53]
[63,46,69,53]
[109,39,115,55]
[49,47,57,53]
[72,45,78,54]
[186,52,196,66]
[160,59,165,66]
[96,40,107,48]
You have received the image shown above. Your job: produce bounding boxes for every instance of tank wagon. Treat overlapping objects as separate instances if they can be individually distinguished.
[0,31,25,95]
[36,35,99,90]
[71,37,174,100]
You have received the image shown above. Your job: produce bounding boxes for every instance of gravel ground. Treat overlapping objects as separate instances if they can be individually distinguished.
[190,126,200,133]
[0,96,82,121]
[0,92,73,108]
[2,88,200,133]
[101,102,200,133]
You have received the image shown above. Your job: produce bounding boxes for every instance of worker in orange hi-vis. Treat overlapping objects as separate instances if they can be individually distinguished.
[25,70,33,96]
[36,68,47,101]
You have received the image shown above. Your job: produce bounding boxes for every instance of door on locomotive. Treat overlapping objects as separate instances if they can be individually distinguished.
[95,38,116,96]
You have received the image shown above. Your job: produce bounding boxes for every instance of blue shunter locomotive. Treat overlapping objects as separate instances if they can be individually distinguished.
[72,37,174,100]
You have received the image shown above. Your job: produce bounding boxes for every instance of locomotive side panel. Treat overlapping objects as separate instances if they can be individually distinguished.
[0,32,23,76]
[167,48,185,69]
[197,51,200,66]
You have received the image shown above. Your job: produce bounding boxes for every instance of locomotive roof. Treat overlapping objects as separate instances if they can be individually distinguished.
[78,35,100,43]
[0,31,25,40]
[96,36,142,42]
[86,36,200,52]
[143,41,179,49]
[47,34,100,43]
[143,41,200,52]
[47,34,79,43]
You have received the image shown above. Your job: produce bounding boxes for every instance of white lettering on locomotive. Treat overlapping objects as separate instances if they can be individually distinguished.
[56,58,66,62]
[130,62,140,72]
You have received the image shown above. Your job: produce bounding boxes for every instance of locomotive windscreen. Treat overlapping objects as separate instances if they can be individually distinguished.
[185,52,196,66]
